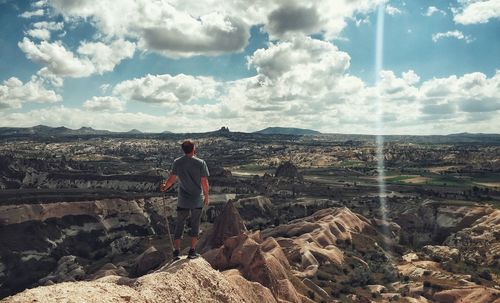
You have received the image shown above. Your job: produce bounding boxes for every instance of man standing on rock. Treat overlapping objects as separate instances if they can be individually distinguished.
[160,140,210,259]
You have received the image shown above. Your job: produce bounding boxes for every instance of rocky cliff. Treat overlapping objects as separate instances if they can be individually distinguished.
[0,197,176,298]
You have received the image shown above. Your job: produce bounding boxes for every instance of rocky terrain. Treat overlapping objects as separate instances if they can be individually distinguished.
[2,198,499,302]
[0,130,499,302]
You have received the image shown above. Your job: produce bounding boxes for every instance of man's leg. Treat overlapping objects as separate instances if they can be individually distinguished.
[188,208,203,258]
[173,208,190,255]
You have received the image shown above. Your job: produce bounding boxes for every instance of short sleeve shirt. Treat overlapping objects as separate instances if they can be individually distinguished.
[171,155,210,208]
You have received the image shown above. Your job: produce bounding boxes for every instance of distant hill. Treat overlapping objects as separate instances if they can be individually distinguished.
[254,127,321,135]
[126,129,143,134]
[0,125,499,144]
[0,125,112,137]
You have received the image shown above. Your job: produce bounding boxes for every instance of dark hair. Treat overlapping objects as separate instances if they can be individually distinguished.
[181,140,194,154]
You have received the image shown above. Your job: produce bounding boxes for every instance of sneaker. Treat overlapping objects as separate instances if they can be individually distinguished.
[172,249,180,260]
[187,248,199,259]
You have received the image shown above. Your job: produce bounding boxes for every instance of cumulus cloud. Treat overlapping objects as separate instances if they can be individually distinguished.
[47,0,384,56]
[432,30,473,43]
[219,40,500,133]
[266,4,322,39]
[0,76,61,110]
[25,21,64,40]
[2,69,500,134]
[18,38,94,77]
[77,39,135,74]
[424,6,447,17]
[83,96,125,112]
[113,74,220,104]
[19,9,44,18]
[453,0,500,24]
[18,38,135,78]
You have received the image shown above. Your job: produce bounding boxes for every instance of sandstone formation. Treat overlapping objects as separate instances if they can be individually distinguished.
[396,201,495,248]
[233,195,276,225]
[1,258,275,303]
[0,197,176,298]
[444,208,500,267]
[197,201,247,253]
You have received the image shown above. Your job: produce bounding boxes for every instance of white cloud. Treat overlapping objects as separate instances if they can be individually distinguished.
[113,74,220,104]
[77,39,135,74]
[385,5,402,15]
[432,30,474,43]
[47,0,385,57]
[26,28,51,40]
[25,21,64,40]
[0,76,61,110]
[424,6,446,17]
[19,9,44,18]
[1,69,499,134]
[453,0,500,24]
[18,38,135,78]
[402,70,420,85]
[18,38,94,77]
[83,96,125,112]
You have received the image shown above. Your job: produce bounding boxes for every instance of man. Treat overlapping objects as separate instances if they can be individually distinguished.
[160,140,210,259]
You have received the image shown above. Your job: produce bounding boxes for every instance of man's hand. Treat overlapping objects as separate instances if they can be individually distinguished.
[204,195,209,207]
[160,175,177,192]
[159,184,169,192]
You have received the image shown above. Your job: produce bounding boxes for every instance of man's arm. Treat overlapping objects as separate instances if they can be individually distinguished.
[201,176,209,206]
[160,174,177,192]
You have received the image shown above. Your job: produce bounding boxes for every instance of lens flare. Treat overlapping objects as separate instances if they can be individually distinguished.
[375,4,390,247]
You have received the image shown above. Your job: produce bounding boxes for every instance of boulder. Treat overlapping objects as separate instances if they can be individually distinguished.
[422,245,459,262]
[131,246,165,277]
[38,255,86,285]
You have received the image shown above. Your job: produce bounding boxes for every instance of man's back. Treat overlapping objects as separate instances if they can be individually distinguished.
[172,155,210,208]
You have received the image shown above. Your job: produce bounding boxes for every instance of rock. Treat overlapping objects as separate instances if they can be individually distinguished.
[223,269,277,303]
[2,258,271,303]
[433,287,500,303]
[131,246,165,277]
[366,284,386,295]
[274,161,303,180]
[233,196,276,223]
[203,232,312,303]
[444,209,500,267]
[403,253,419,262]
[422,245,459,262]
[303,278,331,301]
[197,201,247,253]
[110,236,142,256]
[88,263,128,280]
[38,255,86,284]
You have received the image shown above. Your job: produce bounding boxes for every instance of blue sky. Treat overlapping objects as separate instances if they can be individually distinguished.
[0,0,499,134]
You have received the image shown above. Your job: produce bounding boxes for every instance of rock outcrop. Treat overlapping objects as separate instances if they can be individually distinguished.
[1,258,276,303]
[444,208,500,267]
[204,232,314,303]
[275,161,303,180]
[233,195,276,226]
[0,197,176,298]
[396,201,495,248]
[197,201,247,253]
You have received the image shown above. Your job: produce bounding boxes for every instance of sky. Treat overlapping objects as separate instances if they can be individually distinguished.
[0,0,499,134]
